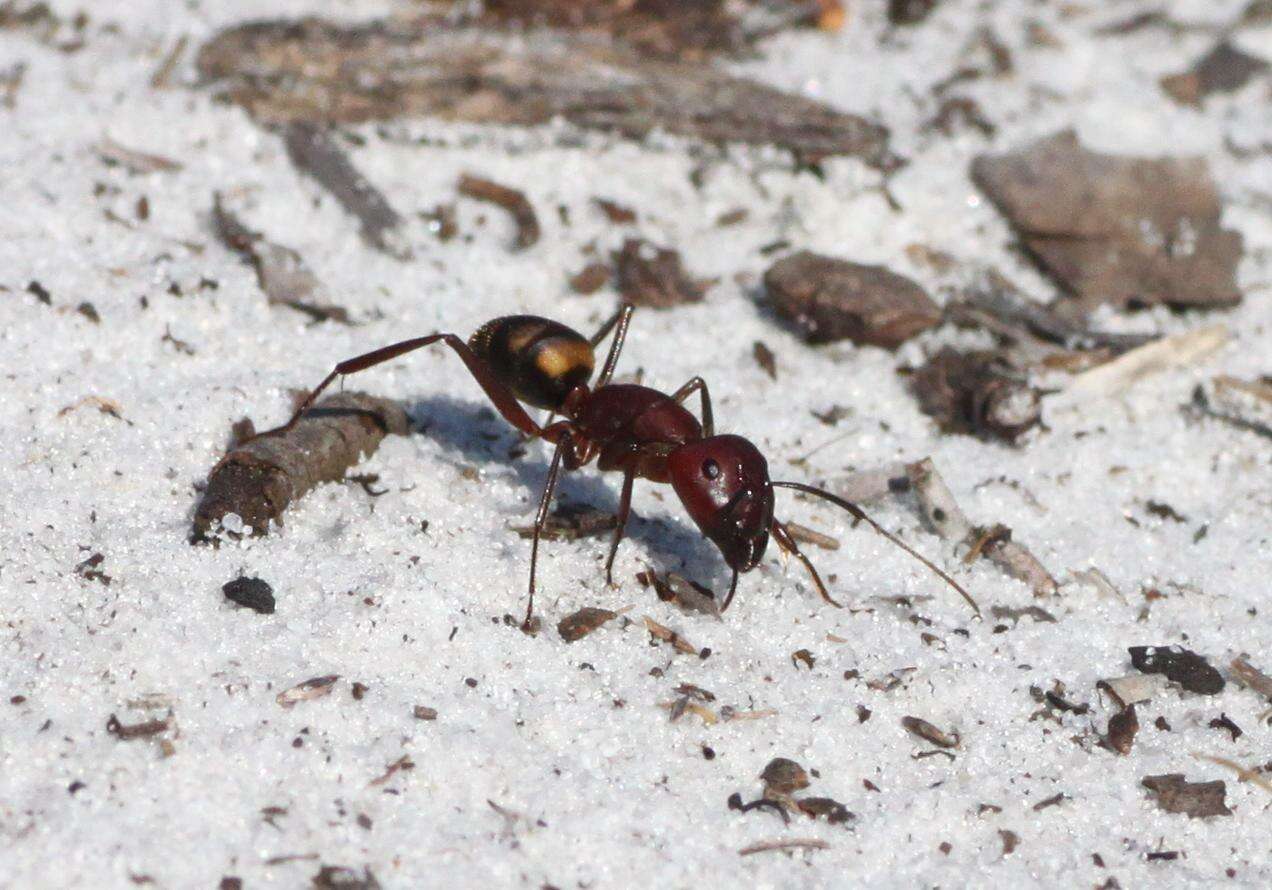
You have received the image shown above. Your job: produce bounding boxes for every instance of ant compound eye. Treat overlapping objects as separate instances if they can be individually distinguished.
[702,458,721,480]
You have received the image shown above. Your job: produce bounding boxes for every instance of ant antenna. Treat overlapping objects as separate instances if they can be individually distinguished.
[771,481,980,615]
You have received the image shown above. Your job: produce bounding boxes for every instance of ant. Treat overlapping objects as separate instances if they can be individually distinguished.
[263,304,978,629]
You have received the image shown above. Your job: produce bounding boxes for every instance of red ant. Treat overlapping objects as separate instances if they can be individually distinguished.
[265,304,978,629]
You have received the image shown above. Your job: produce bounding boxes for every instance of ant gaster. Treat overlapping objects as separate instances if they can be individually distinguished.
[264,304,978,629]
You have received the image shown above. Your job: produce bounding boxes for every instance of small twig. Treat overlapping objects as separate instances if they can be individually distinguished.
[907,458,1057,597]
[738,838,830,856]
[1194,754,1272,795]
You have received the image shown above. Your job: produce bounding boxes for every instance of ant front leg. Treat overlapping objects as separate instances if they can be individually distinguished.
[670,376,715,436]
[591,303,635,389]
[771,520,843,608]
[263,334,542,439]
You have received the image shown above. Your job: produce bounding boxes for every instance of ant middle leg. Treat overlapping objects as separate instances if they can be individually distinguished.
[525,427,576,630]
[669,376,714,436]
[771,519,843,608]
[604,469,636,586]
[264,333,542,439]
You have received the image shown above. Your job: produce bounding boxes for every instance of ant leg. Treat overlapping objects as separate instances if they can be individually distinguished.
[669,376,715,437]
[604,469,636,586]
[263,333,541,439]
[771,520,843,608]
[592,304,635,388]
[525,431,572,630]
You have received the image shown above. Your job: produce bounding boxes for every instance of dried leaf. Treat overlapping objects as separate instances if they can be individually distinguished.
[1106,705,1138,755]
[902,716,958,748]
[1129,646,1225,695]
[910,348,1041,442]
[557,607,618,642]
[1161,41,1269,106]
[613,239,711,308]
[276,675,340,708]
[1142,774,1231,818]
[760,757,810,795]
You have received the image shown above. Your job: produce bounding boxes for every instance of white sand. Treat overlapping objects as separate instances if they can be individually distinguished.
[2,1,1270,887]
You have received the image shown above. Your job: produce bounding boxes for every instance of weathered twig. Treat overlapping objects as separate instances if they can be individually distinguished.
[738,838,830,856]
[906,458,1057,597]
[192,393,410,541]
[282,122,410,259]
[457,174,540,250]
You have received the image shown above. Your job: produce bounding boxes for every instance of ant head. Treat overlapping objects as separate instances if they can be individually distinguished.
[668,435,774,573]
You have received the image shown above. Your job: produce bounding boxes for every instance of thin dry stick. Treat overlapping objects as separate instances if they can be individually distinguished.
[1194,754,1272,795]
[907,458,1057,597]
[739,838,830,856]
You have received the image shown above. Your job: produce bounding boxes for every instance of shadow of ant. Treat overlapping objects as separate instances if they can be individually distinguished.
[404,393,730,590]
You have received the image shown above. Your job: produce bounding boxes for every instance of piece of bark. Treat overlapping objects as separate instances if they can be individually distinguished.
[458,174,540,250]
[797,797,854,824]
[907,457,1057,597]
[1142,774,1231,818]
[1161,41,1269,106]
[909,348,1041,443]
[195,19,894,169]
[760,757,809,795]
[613,239,711,308]
[1230,655,1272,702]
[192,392,410,542]
[212,194,352,324]
[480,0,829,61]
[971,130,1243,311]
[282,122,409,259]
[1129,646,1225,695]
[902,716,958,748]
[764,251,940,349]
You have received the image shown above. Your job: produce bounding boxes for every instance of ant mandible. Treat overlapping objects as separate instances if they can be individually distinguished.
[263,304,978,629]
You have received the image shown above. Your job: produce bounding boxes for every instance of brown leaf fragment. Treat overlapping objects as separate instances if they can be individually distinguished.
[910,348,1041,442]
[1129,646,1225,695]
[593,197,636,224]
[458,174,540,250]
[760,757,810,795]
[643,616,698,655]
[282,122,409,259]
[195,19,894,167]
[1106,704,1139,755]
[312,865,382,890]
[991,604,1058,624]
[1230,655,1272,701]
[764,251,941,349]
[106,713,170,741]
[1142,774,1231,818]
[972,130,1243,311]
[1208,713,1243,742]
[902,716,958,748]
[96,137,183,174]
[791,649,815,670]
[998,829,1020,856]
[752,340,777,380]
[797,797,855,824]
[75,552,112,586]
[569,262,611,295]
[211,194,351,324]
[614,239,711,308]
[557,606,618,642]
[1161,41,1269,106]
[413,705,438,720]
[277,675,340,708]
[192,392,409,542]
[368,754,414,787]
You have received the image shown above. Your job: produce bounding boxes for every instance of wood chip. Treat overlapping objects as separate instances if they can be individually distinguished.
[760,757,810,795]
[276,675,340,708]
[569,262,611,295]
[1230,655,1272,701]
[106,713,170,741]
[797,797,854,824]
[1142,774,1231,818]
[910,348,1041,442]
[764,251,941,349]
[1129,646,1225,695]
[458,174,540,250]
[752,341,777,379]
[613,239,711,308]
[972,130,1243,311]
[196,19,894,167]
[1106,704,1138,755]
